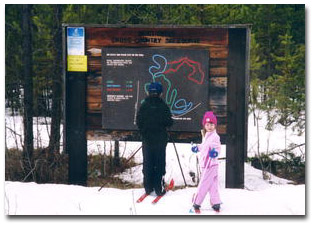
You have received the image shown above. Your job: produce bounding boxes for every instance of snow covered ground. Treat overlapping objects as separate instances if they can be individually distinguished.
[4,162,304,215]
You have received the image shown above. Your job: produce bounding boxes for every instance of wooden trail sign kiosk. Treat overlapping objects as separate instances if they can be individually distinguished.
[63,24,250,188]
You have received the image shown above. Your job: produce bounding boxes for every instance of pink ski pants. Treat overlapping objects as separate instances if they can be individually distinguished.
[193,165,221,206]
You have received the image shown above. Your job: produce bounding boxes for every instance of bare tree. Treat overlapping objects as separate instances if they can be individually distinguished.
[48,5,63,154]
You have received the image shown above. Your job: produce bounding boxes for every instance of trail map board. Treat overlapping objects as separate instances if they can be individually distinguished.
[102,47,209,132]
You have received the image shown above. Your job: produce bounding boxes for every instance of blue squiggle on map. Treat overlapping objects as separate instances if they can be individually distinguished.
[149,54,167,77]
[145,54,194,116]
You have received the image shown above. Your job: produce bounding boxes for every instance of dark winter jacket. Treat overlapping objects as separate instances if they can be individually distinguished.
[136,96,173,144]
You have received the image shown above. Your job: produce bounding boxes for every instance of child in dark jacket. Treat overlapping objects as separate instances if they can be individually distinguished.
[136,82,173,196]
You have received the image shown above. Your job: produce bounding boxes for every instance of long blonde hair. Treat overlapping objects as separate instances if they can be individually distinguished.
[201,129,206,139]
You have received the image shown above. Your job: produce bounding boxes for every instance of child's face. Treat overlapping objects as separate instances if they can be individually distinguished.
[204,122,216,132]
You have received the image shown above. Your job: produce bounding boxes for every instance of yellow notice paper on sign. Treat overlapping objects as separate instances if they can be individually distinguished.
[67,55,87,72]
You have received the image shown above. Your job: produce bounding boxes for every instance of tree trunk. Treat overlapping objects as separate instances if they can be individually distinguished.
[114,140,120,167]
[48,5,63,154]
[22,4,34,179]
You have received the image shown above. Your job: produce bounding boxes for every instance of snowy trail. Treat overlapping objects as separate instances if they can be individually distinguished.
[4,181,304,215]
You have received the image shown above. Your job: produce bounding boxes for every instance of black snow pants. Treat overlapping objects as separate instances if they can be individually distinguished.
[142,140,167,196]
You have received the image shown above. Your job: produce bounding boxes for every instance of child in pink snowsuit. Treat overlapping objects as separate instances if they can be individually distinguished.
[191,111,222,213]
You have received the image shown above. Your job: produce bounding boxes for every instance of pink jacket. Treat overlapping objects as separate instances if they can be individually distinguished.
[197,130,221,168]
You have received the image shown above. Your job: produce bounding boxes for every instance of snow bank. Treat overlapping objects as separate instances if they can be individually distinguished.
[247,110,305,159]
[117,143,291,191]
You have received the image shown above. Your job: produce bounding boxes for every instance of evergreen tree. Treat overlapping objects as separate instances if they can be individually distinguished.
[5,5,23,114]
[266,33,305,134]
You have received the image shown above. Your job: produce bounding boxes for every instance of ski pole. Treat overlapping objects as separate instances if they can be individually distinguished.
[99,145,142,192]
[172,141,187,187]
[191,142,200,184]
[126,145,142,163]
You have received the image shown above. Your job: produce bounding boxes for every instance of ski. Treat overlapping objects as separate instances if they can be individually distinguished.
[189,208,201,214]
[152,179,174,204]
[136,193,149,203]
[189,208,220,214]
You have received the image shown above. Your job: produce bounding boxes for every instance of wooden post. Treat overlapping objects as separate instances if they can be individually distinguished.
[63,25,87,186]
[226,28,250,188]
[65,73,87,186]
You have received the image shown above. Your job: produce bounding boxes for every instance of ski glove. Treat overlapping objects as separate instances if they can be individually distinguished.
[191,145,199,153]
[209,148,218,158]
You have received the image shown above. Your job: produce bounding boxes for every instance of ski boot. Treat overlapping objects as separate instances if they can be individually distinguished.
[191,204,201,214]
[212,204,221,212]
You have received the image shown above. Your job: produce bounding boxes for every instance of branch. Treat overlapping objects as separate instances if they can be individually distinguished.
[267,143,305,159]
[5,126,22,138]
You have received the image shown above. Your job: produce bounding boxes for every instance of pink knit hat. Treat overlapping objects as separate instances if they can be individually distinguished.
[202,111,217,126]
